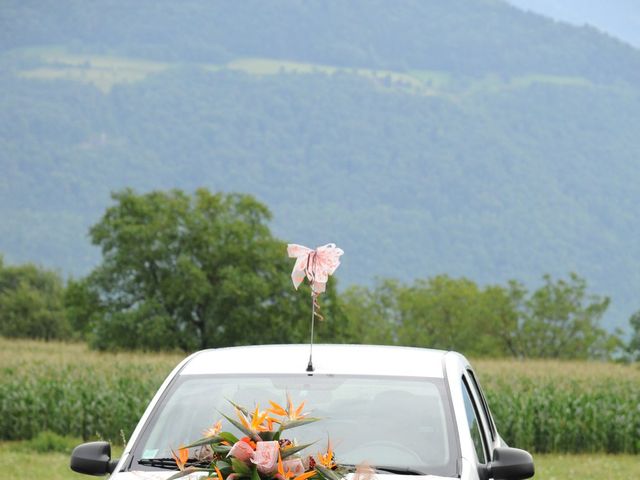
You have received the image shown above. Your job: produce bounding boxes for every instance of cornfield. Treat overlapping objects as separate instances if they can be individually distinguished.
[0,338,180,443]
[1,338,639,453]
[474,358,640,453]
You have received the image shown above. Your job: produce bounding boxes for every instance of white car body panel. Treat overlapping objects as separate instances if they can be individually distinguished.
[180,344,448,378]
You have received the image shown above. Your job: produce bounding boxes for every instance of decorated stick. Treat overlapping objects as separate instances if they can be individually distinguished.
[287,243,344,372]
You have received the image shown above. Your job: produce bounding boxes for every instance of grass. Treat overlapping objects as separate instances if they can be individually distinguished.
[12,48,431,94]
[225,57,426,90]
[0,443,77,480]
[473,357,640,386]
[533,453,640,479]
[0,336,182,373]
[17,50,169,93]
[8,46,169,93]
[6,337,638,384]
[0,434,124,480]
[11,47,603,99]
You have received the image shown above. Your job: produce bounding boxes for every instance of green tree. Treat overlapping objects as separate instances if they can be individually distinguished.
[64,277,102,339]
[394,275,515,356]
[342,273,620,359]
[0,256,70,340]
[80,188,342,351]
[342,275,517,356]
[340,279,400,345]
[628,310,640,362]
[510,273,620,359]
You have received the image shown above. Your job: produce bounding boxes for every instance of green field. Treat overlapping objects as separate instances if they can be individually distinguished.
[0,433,124,480]
[7,47,606,98]
[11,48,429,94]
[2,338,639,455]
[1,339,639,476]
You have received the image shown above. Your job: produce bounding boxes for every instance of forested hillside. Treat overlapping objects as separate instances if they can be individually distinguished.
[3,0,640,82]
[1,0,640,330]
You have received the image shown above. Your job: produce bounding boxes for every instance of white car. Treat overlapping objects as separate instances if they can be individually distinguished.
[71,344,534,480]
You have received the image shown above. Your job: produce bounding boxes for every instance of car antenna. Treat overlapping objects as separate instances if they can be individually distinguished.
[286,243,344,374]
[306,293,321,373]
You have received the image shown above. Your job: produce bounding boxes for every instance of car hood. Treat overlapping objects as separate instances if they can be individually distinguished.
[110,473,455,480]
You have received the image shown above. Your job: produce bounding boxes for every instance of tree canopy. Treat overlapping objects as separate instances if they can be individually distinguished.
[628,310,640,362]
[1,186,634,361]
[0,256,69,340]
[82,188,342,351]
[341,273,620,359]
[508,273,619,359]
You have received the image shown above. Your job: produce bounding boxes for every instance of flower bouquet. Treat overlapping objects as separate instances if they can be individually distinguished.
[167,395,346,480]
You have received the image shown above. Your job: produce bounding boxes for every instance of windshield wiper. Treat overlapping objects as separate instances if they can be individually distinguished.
[371,465,427,475]
[138,459,426,475]
[341,463,427,476]
[137,457,211,470]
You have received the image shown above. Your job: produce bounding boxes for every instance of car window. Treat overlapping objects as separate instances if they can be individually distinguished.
[461,377,487,464]
[466,368,496,442]
[130,374,459,477]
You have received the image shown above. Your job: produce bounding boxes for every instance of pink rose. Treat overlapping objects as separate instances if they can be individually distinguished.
[228,440,255,463]
[251,441,280,475]
[282,458,305,476]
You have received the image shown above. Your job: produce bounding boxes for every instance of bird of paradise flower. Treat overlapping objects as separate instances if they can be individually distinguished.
[166,395,346,480]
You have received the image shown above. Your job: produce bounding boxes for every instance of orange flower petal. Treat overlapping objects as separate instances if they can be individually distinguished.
[236,407,251,429]
[215,465,224,480]
[179,447,189,465]
[294,401,306,419]
[171,446,189,471]
[269,400,288,416]
[277,452,285,478]
[287,394,294,416]
[294,471,317,480]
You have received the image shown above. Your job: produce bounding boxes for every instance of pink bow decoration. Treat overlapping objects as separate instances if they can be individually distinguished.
[287,243,344,295]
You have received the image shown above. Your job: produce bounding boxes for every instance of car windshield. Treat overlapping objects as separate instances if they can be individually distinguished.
[129,373,459,477]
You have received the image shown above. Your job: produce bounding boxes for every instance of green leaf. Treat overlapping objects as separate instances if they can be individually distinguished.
[258,430,276,441]
[315,466,342,480]
[280,417,320,431]
[231,458,251,475]
[185,435,222,448]
[213,444,232,454]
[219,431,239,444]
[251,465,260,480]
[227,399,250,416]
[281,442,315,459]
[221,412,261,441]
[167,467,211,480]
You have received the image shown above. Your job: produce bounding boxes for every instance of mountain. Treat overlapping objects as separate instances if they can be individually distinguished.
[1,0,639,331]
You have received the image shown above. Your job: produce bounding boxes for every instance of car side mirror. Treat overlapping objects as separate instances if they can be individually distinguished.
[70,441,118,476]
[480,447,534,480]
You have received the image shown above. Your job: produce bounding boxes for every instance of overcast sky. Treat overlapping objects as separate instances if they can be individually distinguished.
[507,0,640,48]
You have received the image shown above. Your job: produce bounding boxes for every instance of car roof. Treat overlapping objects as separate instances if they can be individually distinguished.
[180,344,450,378]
